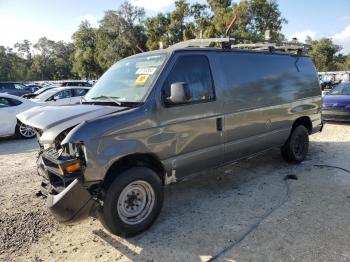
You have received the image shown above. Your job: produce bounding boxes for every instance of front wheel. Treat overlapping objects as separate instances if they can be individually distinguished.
[16,122,36,139]
[99,167,164,237]
[281,125,309,163]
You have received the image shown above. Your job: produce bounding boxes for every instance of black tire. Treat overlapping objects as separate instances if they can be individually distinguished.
[15,122,36,139]
[281,125,309,163]
[99,167,164,237]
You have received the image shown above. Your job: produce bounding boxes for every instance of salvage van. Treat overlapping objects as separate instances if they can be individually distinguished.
[17,38,322,237]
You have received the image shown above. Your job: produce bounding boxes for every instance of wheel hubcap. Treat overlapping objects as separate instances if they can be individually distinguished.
[117,180,155,225]
[19,124,35,138]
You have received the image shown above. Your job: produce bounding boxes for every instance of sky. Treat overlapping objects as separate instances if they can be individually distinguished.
[0,0,350,53]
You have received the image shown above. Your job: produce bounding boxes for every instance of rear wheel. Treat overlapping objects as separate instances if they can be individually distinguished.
[281,125,309,163]
[16,122,36,139]
[99,167,164,237]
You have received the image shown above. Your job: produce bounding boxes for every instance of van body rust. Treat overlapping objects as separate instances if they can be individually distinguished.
[17,42,322,237]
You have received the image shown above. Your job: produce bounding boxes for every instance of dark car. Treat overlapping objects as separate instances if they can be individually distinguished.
[25,84,43,92]
[322,81,350,121]
[59,81,92,87]
[22,85,54,99]
[0,82,35,96]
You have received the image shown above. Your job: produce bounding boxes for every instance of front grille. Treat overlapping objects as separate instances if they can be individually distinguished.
[45,147,61,159]
[38,147,83,195]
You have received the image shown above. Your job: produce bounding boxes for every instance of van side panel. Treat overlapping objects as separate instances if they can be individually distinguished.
[212,52,321,163]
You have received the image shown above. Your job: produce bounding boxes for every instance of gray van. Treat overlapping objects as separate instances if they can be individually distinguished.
[18,38,322,237]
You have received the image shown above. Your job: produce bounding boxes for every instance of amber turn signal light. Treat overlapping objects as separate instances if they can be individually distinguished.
[61,162,81,174]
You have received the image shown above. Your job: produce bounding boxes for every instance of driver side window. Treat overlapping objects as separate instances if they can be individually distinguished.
[164,55,215,103]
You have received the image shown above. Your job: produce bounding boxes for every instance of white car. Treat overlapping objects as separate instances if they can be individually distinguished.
[0,93,38,138]
[30,86,90,106]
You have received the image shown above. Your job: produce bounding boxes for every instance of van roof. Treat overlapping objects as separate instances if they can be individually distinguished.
[131,38,310,59]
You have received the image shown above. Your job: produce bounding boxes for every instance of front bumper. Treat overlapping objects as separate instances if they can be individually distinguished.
[47,178,95,223]
[37,149,97,224]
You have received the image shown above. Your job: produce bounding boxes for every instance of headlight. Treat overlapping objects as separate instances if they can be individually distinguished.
[62,142,85,158]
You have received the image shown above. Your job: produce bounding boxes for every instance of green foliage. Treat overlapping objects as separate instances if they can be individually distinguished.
[29,37,74,80]
[145,13,171,50]
[308,38,343,72]
[96,2,147,71]
[0,0,349,81]
[72,21,101,79]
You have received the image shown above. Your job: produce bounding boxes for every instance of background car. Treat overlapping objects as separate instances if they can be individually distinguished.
[0,81,35,96]
[59,81,92,87]
[0,93,38,138]
[22,85,55,99]
[30,86,90,105]
[25,84,43,92]
[322,81,350,121]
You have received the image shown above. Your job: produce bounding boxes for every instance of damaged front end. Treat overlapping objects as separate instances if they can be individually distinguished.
[37,134,97,224]
[16,104,126,224]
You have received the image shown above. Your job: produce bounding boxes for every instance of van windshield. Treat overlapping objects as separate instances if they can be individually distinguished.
[85,54,167,103]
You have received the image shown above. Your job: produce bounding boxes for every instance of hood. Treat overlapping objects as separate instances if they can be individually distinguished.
[17,104,127,144]
[323,95,350,106]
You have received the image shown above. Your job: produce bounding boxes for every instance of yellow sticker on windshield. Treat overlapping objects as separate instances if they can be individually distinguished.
[135,74,149,86]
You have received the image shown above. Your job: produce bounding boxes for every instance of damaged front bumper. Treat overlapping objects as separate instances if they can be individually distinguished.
[37,149,98,224]
[47,178,95,223]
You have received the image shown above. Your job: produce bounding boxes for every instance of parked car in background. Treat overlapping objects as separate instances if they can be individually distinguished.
[0,81,36,96]
[18,38,322,237]
[22,85,55,99]
[30,86,90,105]
[59,80,92,87]
[0,93,38,138]
[25,84,43,92]
[322,81,350,121]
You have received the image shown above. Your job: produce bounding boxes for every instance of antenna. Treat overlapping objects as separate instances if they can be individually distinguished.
[225,14,238,37]
[135,44,144,53]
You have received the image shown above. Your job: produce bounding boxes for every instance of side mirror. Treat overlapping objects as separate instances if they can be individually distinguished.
[53,95,59,101]
[166,82,190,105]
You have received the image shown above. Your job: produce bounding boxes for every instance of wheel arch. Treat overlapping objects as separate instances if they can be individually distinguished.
[292,116,312,134]
[103,153,166,189]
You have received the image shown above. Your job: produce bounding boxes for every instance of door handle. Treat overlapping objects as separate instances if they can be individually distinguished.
[216,117,223,132]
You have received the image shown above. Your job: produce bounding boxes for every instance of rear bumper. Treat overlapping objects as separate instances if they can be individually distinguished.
[322,110,350,122]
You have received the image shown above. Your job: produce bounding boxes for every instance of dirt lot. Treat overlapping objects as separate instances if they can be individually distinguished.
[1,123,350,262]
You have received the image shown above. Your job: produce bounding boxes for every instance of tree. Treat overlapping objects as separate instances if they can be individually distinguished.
[145,13,171,50]
[189,3,212,38]
[96,2,147,71]
[343,55,350,70]
[309,38,342,72]
[30,37,74,80]
[167,0,191,44]
[72,21,101,78]
[248,0,287,40]
[207,0,233,37]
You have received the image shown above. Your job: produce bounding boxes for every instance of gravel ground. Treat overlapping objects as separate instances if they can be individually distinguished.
[0,123,350,261]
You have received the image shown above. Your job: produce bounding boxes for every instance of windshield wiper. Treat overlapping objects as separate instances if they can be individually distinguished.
[90,96,123,106]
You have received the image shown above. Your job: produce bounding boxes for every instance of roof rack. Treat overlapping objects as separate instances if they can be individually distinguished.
[167,37,310,55]
[167,38,230,50]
